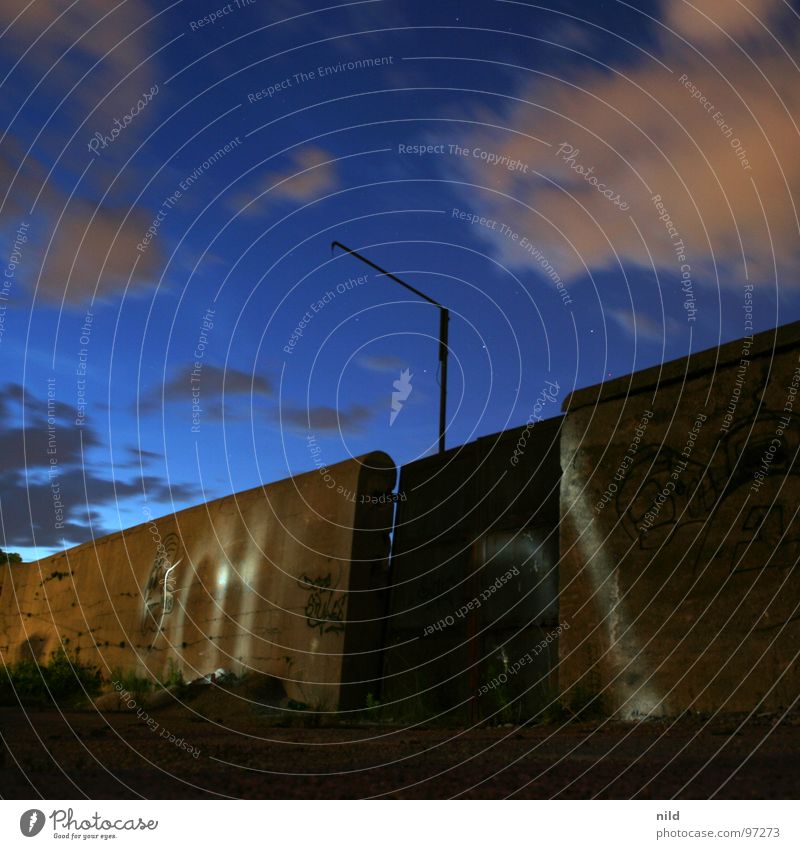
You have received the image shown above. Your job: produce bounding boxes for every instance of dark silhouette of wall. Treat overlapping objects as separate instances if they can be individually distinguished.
[382,418,562,722]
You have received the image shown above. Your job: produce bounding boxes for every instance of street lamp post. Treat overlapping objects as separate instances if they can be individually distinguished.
[331,241,449,454]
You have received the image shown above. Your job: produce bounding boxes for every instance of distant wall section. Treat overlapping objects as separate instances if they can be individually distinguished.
[0,453,395,710]
[559,321,800,718]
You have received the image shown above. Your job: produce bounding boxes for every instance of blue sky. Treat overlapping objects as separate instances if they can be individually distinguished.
[1,0,799,559]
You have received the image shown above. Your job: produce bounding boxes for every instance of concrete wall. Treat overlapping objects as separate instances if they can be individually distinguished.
[0,453,395,710]
[559,321,800,718]
[6,321,799,721]
[383,418,562,721]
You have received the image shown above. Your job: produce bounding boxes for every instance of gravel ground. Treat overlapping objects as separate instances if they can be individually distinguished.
[0,672,800,799]
[1,694,799,799]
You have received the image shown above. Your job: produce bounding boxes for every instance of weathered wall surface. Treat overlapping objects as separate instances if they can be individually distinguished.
[383,418,562,721]
[559,321,800,718]
[0,453,395,710]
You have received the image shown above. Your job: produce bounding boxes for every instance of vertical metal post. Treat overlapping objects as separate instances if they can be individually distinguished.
[438,308,449,455]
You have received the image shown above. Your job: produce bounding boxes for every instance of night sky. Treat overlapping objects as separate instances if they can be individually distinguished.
[2,0,798,560]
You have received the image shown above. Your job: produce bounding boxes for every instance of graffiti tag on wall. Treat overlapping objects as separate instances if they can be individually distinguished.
[297,572,346,634]
[616,413,799,573]
[141,532,182,636]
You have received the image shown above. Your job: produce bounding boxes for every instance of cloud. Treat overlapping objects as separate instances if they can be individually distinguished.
[0,383,192,549]
[0,0,159,161]
[280,403,373,433]
[0,466,194,550]
[173,364,272,397]
[0,470,94,551]
[357,354,407,373]
[0,181,163,305]
[607,307,679,342]
[126,447,163,463]
[36,201,163,303]
[117,446,164,471]
[0,387,99,477]
[0,383,25,418]
[139,364,274,417]
[0,145,164,304]
[455,20,800,291]
[662,0,789,47]
[229,146,339,215]
[0,2,165,305]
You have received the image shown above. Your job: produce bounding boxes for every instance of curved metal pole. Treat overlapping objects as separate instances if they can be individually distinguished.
[331,241,448,453]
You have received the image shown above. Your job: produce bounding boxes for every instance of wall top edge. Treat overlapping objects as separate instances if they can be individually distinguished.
[23,451,395,567]
[562,319,800,414]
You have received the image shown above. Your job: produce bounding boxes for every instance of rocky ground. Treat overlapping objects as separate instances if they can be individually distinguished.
[1,682,798,799]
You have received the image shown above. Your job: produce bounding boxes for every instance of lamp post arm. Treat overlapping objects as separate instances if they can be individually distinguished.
[331,241,443,308]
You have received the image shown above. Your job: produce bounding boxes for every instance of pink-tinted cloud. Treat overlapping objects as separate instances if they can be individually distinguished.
[229,146,339,215]
[455,6,800,291]
[36,200,162,303]
[662,0,788,47]
[0,1,165,305]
